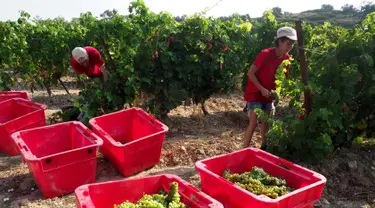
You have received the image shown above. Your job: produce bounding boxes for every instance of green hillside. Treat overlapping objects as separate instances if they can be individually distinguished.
[276,9,362,28]
[266,3,375,28]
[200,3,375,28]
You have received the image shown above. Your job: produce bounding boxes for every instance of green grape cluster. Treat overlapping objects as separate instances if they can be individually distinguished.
[114,182,187,208]
[222,167,293,199]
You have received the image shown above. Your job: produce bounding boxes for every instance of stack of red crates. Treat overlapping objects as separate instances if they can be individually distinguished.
[0,91,46,155]
[0,91,30,103]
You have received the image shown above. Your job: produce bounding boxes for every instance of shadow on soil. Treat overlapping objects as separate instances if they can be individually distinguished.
[163,103,296,139]
[0,154,23,171]
[142,166,197,180]
[164,110,249,139]
[30,94,80,110]
[0,173,39,208]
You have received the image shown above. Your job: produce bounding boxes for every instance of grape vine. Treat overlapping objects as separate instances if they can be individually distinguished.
[1,0,375,161]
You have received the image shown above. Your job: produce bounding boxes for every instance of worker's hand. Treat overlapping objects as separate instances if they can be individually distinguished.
[261,88,271,98]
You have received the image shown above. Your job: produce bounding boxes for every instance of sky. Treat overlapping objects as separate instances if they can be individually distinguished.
[0,0,365,21]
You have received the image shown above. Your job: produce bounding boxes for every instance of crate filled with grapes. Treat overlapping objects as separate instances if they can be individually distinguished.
[222,167,294,199]
[74,174,223,208]
[195,148,327,208]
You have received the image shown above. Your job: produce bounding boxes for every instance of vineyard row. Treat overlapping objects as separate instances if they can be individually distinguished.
[1,0,375,161]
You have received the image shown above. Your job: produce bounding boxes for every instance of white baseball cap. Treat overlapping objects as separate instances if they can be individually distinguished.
[72,47,89,63]
[276,27,297,41]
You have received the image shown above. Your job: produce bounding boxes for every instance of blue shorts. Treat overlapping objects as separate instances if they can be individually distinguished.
[247,102,275,111]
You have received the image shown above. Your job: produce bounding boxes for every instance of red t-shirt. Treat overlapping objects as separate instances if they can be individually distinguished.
[70,47,104,77]
[244,48,290,104]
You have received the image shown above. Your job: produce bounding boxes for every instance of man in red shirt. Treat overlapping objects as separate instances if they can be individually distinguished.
[70,46,108,86]
[243,27,297,150]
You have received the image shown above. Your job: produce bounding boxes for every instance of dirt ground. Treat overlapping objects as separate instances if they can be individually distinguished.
[0,77,375,208]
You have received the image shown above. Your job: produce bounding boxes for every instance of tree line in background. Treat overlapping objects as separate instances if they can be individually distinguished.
[173,2,375,28]
[1,0,375,162]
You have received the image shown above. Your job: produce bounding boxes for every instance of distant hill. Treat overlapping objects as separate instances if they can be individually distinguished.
[255,3,375,28]
[174,3,375,28]
[272,9,364,28]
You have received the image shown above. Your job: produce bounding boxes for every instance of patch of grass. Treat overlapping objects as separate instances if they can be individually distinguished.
[366,138,375,146]
[359,137,375,149]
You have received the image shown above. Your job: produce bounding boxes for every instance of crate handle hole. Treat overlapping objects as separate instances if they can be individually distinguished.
[45,158,52,164]
[22,145,29,152]
[278,163,291,170]
[150,119,154,125]
[17,143,29,152]
[88,149,93,154]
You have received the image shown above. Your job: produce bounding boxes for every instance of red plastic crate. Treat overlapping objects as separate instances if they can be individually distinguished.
[11,121,104,199]
[0,98,47,155]
[0,91,31,103]
[74,174,223,208]
[89,107,168,177]
[195,148,327,208]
